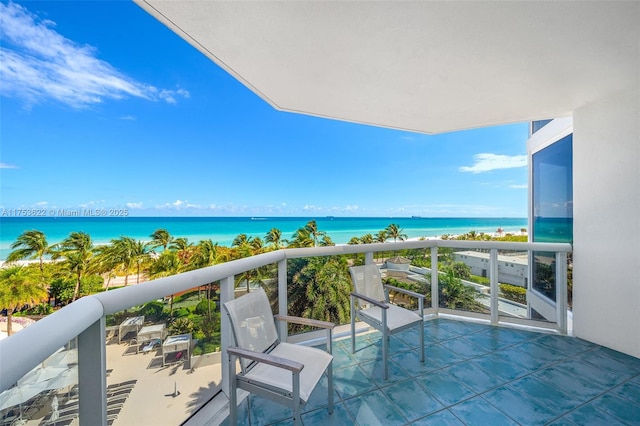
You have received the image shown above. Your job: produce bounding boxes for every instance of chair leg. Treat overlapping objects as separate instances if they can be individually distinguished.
[350,296,356,354]
[328,364,334,415]
[419,322,425,363]
[292,372,301,426]
[382,309,388,380]
[228,354,237,425]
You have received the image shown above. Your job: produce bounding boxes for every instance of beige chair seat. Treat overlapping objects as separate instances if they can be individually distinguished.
[245,342,332,403]
[359,304,423,332]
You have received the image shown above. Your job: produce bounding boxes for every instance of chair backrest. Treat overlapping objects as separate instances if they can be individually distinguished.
[223,287,279,362]
[349,264,386,303]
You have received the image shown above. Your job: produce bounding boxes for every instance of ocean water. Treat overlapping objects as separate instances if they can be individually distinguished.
[0,216,527,260]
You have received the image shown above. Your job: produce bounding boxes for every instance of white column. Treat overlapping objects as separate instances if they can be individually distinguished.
[278,259,288,341]
[430,246,439,312]
[490,249,499,325]
[220,275,234,397]
[555,251,568,335]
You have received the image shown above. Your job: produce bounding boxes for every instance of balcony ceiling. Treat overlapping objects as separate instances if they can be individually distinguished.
[135,1,639,134]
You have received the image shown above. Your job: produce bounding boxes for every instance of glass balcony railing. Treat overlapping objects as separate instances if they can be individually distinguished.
[0,240,572,425]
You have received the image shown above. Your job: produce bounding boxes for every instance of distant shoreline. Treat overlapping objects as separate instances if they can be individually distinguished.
[0,216,528,260]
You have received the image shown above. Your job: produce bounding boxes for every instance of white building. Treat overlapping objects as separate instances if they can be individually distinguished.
[453,251,528,287]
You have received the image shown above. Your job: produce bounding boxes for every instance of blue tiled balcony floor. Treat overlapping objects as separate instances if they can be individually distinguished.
[223,319,640,425]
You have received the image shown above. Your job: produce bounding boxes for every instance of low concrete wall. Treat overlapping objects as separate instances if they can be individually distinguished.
[190,350,221,368]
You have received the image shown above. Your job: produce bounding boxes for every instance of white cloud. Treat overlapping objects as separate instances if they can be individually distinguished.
[35,201,47,206]
[459,153,527,173]
[0,2,190,108]
[509,184,528,189]
[120,115,136,121]
[126,202,143,209]
[0,162,19,169]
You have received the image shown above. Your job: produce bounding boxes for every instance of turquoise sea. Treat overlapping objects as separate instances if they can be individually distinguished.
[0,216,527,260]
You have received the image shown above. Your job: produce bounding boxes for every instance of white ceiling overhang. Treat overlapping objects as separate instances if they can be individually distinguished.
[135,1,639,134]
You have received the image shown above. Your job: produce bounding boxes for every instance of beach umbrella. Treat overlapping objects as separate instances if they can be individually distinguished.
[17,365,69,387]
[43,349,77,368]
[43,367,77,392]
[0,383,44,411]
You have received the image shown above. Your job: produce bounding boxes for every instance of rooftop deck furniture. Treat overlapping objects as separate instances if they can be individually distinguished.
[223,287,335,426]
[349,263,425,380]
[118,316,144,344]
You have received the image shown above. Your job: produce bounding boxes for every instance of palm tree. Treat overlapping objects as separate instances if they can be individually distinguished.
[7,230,51,278]
[150,228,173,252]
[0,266,48,335]
[131,240,150,284]
[93,244,120,291]
[375,230,388,243]
[192,239,220,269]
[53,232,95,301]
[318,235,334,247]
[265,228,283,250]
[288,256,352,326]
[170,237,195,265]
[386,224,407,242]
[148,251,183,317]
[111,237,135,286]
[360,234,374,244]
[375,229,389,262]
[305,220,326,247]
[250,237,264,254]
[288,227,314,248]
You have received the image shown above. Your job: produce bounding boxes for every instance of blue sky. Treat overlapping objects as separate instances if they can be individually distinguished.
[0,1,529,218]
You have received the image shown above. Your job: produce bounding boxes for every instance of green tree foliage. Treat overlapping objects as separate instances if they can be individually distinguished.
[0,266,48,335]
[287,256,352,330]
[7,230,51,278]
[385,224,407,242]
[141,301,166,322]
[265,228,283,250]
[439,271,483,311]
[169,317,195,335]
[444,262,472,280]
[53,231,95,301]
[150,228,173,252]
[500,284,527,304]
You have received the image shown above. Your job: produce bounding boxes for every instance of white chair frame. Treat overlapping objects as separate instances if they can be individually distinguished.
[349,263,425,379]
[224,288,334,425]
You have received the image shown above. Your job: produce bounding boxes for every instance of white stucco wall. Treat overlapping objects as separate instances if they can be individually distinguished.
[573,88,640,358]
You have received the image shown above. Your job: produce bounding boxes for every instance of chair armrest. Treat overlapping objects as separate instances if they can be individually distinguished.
[350,292,388,309]
[274,315,335,329]
[227,346,304,373]
[384,285,425,300]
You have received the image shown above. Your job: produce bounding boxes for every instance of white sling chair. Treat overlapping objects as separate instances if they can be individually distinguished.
[349,263,425,380]
[223,287,334,425]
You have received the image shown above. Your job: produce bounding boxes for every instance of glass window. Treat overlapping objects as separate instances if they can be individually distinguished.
[531,134,573,301]
[531,119,553,134]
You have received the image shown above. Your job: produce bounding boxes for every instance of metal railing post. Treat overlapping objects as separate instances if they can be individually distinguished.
[77,317,107,426]
[220,275,234,398]
[555,251,568,334]
[364,251,374,265]
[490,249,499,325]
[278,259,288,341]
[430,246,439,312]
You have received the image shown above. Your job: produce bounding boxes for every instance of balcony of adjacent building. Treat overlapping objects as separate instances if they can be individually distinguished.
[2,240,640,425]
